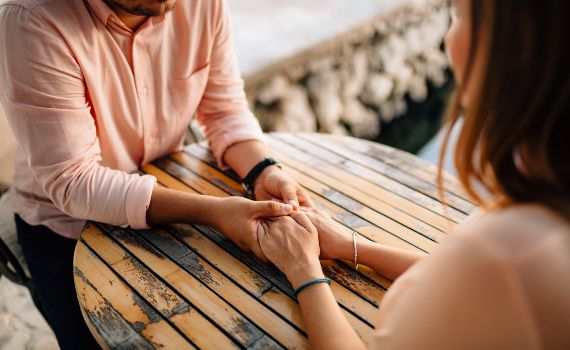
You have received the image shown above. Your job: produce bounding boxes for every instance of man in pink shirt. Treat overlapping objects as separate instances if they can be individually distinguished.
[0,0,310,348]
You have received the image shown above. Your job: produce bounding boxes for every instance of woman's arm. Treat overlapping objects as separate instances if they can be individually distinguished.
[258,213,366,350]
[302,208,426,280]
[338,236,426,281]
[291,266,366,350]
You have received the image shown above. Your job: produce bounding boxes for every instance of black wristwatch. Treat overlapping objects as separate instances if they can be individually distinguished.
[241,157,281,197]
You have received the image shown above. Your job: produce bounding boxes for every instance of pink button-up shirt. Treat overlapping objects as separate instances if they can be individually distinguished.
[0,0,264,239]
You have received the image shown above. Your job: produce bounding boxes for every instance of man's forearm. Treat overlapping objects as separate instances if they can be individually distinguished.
[146,186,221,226]
[223,140,271,178]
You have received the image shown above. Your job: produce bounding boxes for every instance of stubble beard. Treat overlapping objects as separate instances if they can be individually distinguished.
[104,0,176,16]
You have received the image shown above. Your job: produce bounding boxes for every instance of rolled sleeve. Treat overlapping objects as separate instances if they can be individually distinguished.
[196,0,264,168]
[125,174,157,229]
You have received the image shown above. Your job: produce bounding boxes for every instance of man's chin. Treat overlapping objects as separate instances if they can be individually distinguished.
[108,0,177,17]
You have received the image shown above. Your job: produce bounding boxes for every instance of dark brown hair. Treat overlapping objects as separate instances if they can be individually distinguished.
[439,0,570,217]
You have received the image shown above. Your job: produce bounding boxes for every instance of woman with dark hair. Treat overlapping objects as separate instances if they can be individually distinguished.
[258,0,570,348]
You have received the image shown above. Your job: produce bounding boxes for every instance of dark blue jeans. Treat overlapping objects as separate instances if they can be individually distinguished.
[15,215,100,350]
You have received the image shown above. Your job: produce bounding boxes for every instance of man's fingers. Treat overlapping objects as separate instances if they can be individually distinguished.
[253,200,294,218]
[279,182,300,210]
[290,212,316,233]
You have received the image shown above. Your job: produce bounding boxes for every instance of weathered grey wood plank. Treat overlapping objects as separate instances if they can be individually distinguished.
[297,132,475,213]
[94,224,276,349]
[275,132,467,222]
[323,133,474,202]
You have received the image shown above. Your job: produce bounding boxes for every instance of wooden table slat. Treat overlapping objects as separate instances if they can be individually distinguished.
[74,274,158,350]
[134,227,309,349]
[80,225,246,349]
[74,241,195,350]
[324,134,473,201]
[275,133,467,222]
[166,223,375,344]
[88,224,281,349]
[299,133,475,213]
[266,147,445,245]
[267,136,454,234]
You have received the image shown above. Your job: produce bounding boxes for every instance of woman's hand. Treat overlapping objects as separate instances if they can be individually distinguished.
[254,166,313,209]
[206,196,294,262]
[258,212,324,289]
[300,207,354,260]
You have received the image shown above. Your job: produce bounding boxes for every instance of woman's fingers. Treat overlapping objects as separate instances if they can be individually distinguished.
[290,212,316,233]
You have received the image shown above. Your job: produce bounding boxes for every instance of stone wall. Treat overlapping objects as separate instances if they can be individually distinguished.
[247,0,450,140]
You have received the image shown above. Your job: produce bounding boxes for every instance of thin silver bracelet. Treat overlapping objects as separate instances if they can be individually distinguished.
[352,231,359,271]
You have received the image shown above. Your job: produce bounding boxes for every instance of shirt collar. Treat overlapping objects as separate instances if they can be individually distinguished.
[85,0,117,27]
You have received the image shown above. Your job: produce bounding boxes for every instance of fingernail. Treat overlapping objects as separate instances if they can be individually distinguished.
[283,204,293,211]
[289,200,299,208]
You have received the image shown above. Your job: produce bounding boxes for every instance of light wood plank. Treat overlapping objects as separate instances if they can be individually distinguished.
[271,162,440,252]
[171,152,245,195]
[267,136,455,235]
[77,243,236,349]
[323,133,473,201]
[275,133,467,222]
[74,266,164,349]
[97,225,297,349]
[83,224,262,348]
[298,133,475,213]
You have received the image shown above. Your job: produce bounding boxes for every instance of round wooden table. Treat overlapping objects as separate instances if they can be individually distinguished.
[73,133,475,349]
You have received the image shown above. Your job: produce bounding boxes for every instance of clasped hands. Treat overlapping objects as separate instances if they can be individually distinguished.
[208,166,352,288]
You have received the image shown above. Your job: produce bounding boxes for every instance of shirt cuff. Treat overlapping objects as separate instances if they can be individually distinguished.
[125,174,157,229]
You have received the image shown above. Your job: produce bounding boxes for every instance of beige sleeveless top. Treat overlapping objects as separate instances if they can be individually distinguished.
[370,205,570,349]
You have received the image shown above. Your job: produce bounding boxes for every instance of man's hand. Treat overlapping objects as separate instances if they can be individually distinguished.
[254,166,313,209]
[206,196,294,261]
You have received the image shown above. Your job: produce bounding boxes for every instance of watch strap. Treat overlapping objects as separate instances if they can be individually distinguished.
[241,157,280,195]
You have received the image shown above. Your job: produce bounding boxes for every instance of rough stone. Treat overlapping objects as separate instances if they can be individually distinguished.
[306,71,344,132]
[270,86,317,132]
[341,98,380,139]
[340,48,368,99]
[380,97,408,123]
[257,75,290,105]
[408,74,428,102]
[360,73,394,107]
